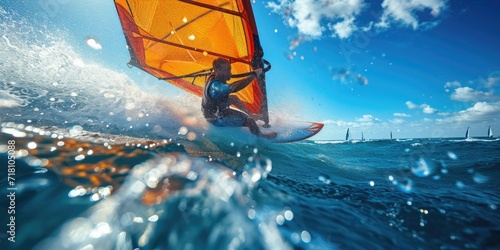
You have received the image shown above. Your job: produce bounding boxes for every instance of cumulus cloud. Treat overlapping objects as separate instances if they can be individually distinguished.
[405,101,418,109]
[406,101,438,114]
[437,102,500,123]
[394,112,410,117]
[376,0,448,30]
[267,0,448,41]
[356,114,378,122]
[450,87,493,102]
[267,0,365,38]
[421,104,438,114]
[328,17,356,39]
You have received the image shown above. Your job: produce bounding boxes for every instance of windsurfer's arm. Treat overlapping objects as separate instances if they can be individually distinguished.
[229,68,263,93]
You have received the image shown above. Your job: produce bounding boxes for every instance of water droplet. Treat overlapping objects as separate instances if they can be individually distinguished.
[69,125,83,136]
[148,215,159,222]
[447,151,457,160]
[27,142,37,149]
[411,157,433,177]
[397,179,413,193]
[86,37,102,50]
[318,174,331,184]
[178,126,188,135]
[472,173,489,184]
[301,230,311,243]
[276,215,285,225]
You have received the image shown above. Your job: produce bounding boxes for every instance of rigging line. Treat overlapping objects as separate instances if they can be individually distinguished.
[144,1,231,50]
[124,0,134,19]
[179,0,243,17]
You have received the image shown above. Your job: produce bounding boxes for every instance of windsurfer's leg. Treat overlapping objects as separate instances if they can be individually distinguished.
[223,109,276,139]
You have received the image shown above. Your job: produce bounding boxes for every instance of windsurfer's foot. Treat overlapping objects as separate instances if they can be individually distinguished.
[260,131,277,139]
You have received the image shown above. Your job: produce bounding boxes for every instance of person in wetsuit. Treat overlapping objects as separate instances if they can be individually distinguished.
[201,58,276,139]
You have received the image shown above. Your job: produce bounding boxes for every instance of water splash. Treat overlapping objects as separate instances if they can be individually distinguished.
[37,153,290,250]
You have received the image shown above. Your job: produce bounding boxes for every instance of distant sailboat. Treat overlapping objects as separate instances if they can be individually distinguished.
[390,131,393,140]
[488,126,493,138]
[361,132,365,141]
[345,128,350,141]
[465,127,471,139]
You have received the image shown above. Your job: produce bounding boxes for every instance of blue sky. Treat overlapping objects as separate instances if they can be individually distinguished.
[3,0,500,140]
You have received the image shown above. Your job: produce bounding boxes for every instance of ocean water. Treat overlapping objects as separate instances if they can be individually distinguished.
[1,125,499,250]
[1,5,500,250]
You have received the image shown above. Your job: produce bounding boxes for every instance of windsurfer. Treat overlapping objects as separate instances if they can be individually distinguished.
[202,58,277,139]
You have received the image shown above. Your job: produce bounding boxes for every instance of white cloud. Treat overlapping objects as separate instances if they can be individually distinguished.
[323,114,380,127]
[437,102,500,123]
[484,71,500,88]
[421,104,438,114]
[356,115,371,122]
[450,87,493,102]
[376,0,447,30]
[267,0,449,42]
[394,112,410,117]
[391,118,405,124]
[406,101,438,114]
[267,0,365,38]
[444,81,461,88]
[405,101,418,109]
[328,17,356,39]
[444,80,461,92]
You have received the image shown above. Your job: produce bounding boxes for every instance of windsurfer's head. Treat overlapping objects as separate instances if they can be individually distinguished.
[213,58,231,81]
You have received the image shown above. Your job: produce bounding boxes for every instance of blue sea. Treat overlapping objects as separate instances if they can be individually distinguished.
[1,5,500,250]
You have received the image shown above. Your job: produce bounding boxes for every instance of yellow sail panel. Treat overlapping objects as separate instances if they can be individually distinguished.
[114,0,266,115]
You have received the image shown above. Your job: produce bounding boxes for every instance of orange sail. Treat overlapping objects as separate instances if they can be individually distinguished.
[114,0,269,123]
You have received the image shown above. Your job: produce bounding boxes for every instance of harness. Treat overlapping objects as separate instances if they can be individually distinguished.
[201,75,229,120]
